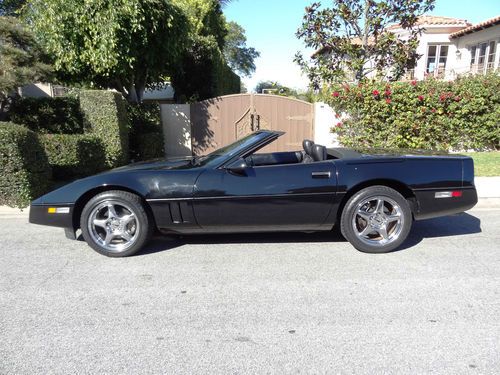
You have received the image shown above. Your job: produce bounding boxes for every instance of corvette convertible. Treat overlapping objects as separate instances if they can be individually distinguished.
[30,130,478,257]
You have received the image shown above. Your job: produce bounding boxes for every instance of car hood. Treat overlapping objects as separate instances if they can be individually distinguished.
[105,156,197,173]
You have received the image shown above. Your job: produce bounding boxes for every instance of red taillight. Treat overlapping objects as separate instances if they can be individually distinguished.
[451,191,462,197]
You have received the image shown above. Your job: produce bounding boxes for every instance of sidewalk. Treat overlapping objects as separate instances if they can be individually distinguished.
[1,177,499,217]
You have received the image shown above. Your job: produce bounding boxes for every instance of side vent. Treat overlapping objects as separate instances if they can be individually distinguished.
[168,201,191,224]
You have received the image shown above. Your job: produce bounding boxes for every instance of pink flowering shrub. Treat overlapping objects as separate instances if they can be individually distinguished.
[326,73,500,150]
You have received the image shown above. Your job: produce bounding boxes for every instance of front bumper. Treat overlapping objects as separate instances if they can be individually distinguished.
[29,204,75,228]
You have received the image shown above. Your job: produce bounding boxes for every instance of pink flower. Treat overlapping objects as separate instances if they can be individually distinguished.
[385,98,391,104]
[431,108,436,113]
[454,96,461,102]
[336,122,343,128]
[332,91,340,97]
[385,90,392,97]
[418,95,424,101]
[372,90,380,96]
[411,80,417,86]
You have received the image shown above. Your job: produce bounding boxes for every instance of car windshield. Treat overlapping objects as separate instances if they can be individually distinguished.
[194,132,273,167]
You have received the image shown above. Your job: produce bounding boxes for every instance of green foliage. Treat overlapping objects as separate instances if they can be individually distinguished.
[326,74,500,151]
[25,0,189,102]
[0,0,26,16]
[0,16,51,113]
[127,102,165,160]
[0,122,51,207]
[9,97,83,134]
[171,37,240,102]
[39,134,106,180]
[136,133,165,161]
[295,0,434,87]
[79,90,129,168]
[223,21,260,77]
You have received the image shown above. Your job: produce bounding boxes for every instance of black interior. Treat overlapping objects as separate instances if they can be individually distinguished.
[244,139,336,167]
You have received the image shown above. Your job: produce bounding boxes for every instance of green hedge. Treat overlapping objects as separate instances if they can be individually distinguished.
[79,90,129,168]
[0,122,51,208]
[39,134,106,180]
[327,73,500,150]
[9,97,84,134]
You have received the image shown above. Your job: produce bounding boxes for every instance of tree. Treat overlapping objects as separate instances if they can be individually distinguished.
[24,0,189,103]
[223,21,260,77]
[295,0,435,87]
[0,16,51,116]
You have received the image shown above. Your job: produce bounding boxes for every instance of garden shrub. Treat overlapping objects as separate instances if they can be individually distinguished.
[127,102,164,160]
[135,133,165,161]
[0,122,51,208]
[9,97,84,134]
[327,73,500,151]
[39,134,106,180]
[79,90,129,168]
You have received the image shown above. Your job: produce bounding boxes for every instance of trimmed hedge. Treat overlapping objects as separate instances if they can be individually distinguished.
[327,73,500,151]
[79,90,129,168]
[9,97,84,134]
[0,122,51,208]
[39,134,106,180]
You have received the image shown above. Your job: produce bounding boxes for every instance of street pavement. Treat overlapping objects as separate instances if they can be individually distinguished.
[1,208,499,374]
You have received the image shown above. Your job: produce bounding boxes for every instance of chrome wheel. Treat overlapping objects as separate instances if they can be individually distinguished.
[351,195,404,247]
[87,200,140,253]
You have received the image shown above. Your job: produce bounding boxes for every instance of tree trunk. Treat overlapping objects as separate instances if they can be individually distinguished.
[359,0,370,81]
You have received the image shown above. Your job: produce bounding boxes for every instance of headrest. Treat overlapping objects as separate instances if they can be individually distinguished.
[302,139,314,155]
[312,144,327,161]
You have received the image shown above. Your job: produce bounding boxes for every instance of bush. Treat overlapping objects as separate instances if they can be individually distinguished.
[0,122,51,208]
[79,90,129,168]
[9,97,84,134]
[127,103,164,160]
[135,133,165,161]
[327,73,500,151]
[39,134,106,180]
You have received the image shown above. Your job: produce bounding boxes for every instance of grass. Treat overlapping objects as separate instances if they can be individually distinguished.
[464,152,500,177]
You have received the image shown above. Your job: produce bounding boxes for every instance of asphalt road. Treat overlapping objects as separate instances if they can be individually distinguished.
[1,208,499,374]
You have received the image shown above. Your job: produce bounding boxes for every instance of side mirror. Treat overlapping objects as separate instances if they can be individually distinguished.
[225,158,249,175]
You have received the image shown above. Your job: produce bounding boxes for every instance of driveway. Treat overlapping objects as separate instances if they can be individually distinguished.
[1,208,499,374]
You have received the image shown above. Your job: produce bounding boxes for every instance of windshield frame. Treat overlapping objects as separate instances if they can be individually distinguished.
[193,131,282,168]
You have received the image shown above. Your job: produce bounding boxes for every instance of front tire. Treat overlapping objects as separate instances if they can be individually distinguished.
[80,190,153,257]
[340,186,412,253]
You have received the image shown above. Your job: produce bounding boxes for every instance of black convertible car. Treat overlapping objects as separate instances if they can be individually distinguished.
[30,130,477,256]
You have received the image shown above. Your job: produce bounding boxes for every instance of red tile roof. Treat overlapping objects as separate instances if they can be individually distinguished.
[449,15,500,39]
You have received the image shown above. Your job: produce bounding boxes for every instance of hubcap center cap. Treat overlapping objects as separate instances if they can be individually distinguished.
[109,218,122,231]
[369,214,386,228]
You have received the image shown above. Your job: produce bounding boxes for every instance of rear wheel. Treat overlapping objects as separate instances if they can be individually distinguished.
[340,186,412,253]
[80,190,153,257]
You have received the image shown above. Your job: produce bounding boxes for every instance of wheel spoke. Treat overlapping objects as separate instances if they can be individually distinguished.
[122,214,135,226]
[107,204,118,219]
[386,213,401,223]
[121,231,132,241]
[104,231,115,245]
[93,219,108,229]
[375,199,385,214]
[356,209,371,221]
[359,225,374,237]
[377,225,389,241]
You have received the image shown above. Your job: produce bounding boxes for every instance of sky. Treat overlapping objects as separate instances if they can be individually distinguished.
[223,0,500,92]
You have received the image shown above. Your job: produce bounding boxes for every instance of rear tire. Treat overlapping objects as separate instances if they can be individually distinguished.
[340,186,412,253]
[80,190,153,257]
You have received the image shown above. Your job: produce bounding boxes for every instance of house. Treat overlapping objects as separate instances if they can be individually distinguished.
[314,15,500,81]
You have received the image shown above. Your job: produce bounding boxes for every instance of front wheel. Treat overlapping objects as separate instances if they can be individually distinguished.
[340,186,412,253]
[80,190,153,257]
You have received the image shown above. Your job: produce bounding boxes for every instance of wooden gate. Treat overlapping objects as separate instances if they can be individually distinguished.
[191,94,314,155]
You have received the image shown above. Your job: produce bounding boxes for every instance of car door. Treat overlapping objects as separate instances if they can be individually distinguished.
[193,161,337,232]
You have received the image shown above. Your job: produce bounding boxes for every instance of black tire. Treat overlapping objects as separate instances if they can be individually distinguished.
[340,185,412,253]
[80,190,153,257]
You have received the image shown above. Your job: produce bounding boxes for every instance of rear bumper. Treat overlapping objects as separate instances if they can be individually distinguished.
[29,204,74,228]
[413,187,478,220]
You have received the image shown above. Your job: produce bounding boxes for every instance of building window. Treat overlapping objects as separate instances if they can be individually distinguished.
[469,41,497,74]
[426,45,449,78]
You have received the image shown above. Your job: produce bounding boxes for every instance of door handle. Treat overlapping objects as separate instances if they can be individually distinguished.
[311,171,331,178]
